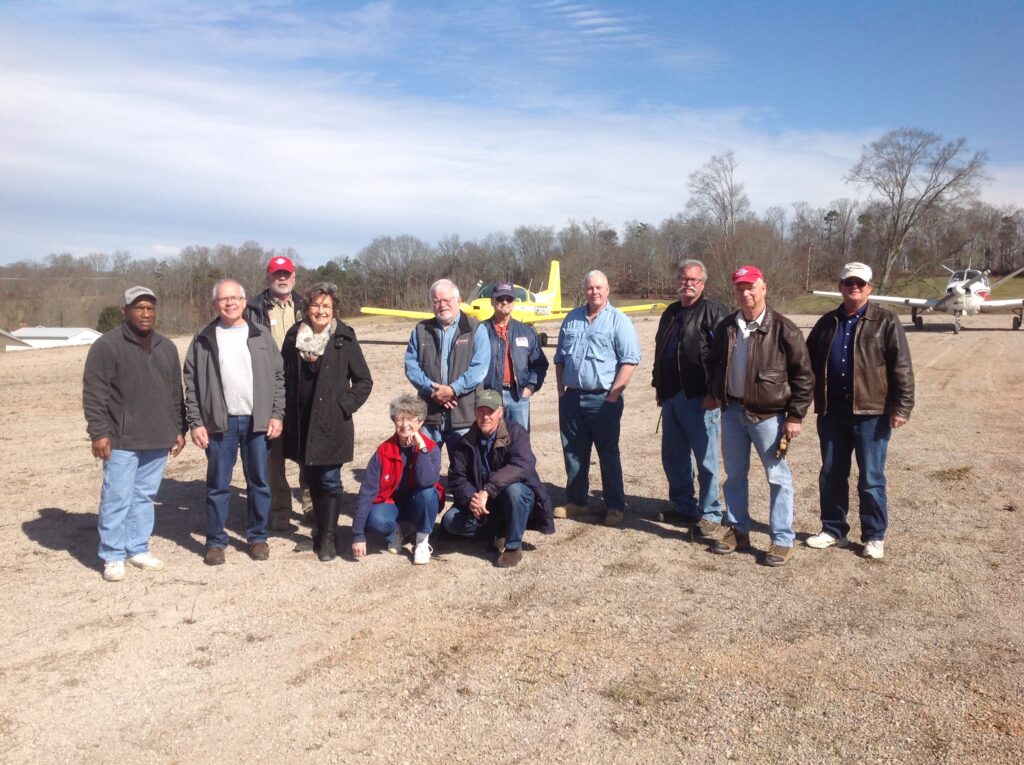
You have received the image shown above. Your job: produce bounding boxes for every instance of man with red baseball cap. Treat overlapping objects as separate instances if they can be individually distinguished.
[706,265,813,567]
[243,254,309,529]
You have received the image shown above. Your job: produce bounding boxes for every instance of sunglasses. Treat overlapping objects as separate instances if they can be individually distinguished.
[494,296,514,303]
[841,278,867,288]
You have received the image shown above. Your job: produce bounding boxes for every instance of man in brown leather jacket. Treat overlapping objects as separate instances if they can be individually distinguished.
[707,265,814,567]
[804,262,914,560]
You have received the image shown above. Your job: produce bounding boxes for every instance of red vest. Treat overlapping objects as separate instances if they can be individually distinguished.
[372,434,445,506]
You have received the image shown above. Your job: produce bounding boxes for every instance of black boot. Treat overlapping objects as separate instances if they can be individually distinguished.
[317,493,341,562]
[309,490,324,557]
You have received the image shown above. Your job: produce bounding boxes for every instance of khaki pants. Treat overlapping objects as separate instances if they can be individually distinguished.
[268,436,311,519]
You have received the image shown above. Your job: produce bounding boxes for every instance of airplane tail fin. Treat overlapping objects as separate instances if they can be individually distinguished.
[539,260,561,312]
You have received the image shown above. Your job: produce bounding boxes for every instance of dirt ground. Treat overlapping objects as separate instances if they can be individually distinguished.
[2,311,1022,764]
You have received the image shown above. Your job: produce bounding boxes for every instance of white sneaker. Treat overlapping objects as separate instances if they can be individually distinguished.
[863,540,885,559]
[386,529,402,554]
[413,540,432,565]
[128,552,165,570]
[806,531,849,549]
[103,560,125,582]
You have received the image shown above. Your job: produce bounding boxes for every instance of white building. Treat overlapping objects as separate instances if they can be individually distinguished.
[4,326,102,352]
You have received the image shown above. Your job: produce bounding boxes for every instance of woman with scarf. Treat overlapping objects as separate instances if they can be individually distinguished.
[282,282,373,561]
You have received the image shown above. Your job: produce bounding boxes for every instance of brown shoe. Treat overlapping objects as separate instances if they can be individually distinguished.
[204,547,225,566]
[604,508,625,526]
[248,541,270,561]
[495,548,523,568]
[553,502,588,519]
[712,527,751,555]
[765,544,794,567]
[696,519,724,539]
[493,537,506,553]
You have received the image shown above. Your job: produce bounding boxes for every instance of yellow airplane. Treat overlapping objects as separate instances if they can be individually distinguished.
[359,260,665,345]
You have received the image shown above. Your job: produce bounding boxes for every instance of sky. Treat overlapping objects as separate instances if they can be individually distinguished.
[1,0,1021,267]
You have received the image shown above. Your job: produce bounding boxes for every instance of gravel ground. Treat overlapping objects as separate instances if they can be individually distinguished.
[1,312,1022,764]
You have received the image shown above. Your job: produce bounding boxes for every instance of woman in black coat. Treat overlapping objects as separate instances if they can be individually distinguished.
[282,282,373,561]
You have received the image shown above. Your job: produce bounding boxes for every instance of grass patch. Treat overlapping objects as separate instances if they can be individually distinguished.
[929,466,974,482]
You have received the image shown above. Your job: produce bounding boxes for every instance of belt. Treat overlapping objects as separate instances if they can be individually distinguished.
[727,395,744,405]
[568,387,607,394]
[502,384,514,389]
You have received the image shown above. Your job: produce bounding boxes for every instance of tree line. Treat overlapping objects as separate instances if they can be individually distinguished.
[2,128,1021,336]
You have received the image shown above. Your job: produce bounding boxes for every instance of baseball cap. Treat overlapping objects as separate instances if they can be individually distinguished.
[491,282,515,300]
[267,255,295,275]
[123,286,157,306]
[731,265,765,285]
[475,389,504,410]
[840,262,872,283]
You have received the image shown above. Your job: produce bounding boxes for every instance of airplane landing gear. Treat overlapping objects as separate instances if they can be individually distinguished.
[1013,311,1022,331]
[538,332,549,347]
[953,312,963,335]
[911,307,924,330]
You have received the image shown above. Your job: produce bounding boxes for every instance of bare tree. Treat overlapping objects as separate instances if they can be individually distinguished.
[686,150,751,263]
[845,128,988,289]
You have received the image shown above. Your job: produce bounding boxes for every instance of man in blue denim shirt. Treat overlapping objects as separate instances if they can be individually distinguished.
[553,270,641,526]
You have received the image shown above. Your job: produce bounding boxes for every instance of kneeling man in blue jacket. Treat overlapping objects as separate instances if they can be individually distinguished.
[442,389,555,567]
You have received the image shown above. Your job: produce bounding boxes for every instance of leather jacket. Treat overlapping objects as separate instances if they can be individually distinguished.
[709,306,814,423]
[652,295,728,403]
[805,302,914,418]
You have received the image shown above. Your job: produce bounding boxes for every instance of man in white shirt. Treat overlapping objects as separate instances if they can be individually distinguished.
[184,278,285,565]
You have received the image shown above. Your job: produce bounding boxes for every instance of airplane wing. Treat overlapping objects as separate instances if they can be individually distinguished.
[980,298,1024,311]
[617,302,668,314]
[813,291,935,308]
[359,307,434,320]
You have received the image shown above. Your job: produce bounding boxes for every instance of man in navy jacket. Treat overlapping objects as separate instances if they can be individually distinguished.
[442,389,555,567]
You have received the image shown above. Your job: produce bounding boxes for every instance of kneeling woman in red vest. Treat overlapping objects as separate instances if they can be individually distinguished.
[351,393,444,565]
[282,282,373,562]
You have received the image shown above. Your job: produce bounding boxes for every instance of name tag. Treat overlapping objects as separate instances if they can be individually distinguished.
[270,319,278,326]
[515,336,530,347]
[455,338,469,345]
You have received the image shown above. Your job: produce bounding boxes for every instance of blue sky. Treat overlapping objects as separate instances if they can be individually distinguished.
[1,0,1021,266]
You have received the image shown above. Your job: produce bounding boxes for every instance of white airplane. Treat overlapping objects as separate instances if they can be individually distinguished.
[814,265,1024,334]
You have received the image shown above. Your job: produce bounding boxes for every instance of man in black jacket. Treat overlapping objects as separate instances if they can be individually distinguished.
[652,259,727,536]
[242,255,308,529]
[83,286,186,582]
[441,390,555,567]
[804,262,914,560]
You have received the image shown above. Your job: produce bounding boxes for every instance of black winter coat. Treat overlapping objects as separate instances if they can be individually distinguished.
[282,321,373,466]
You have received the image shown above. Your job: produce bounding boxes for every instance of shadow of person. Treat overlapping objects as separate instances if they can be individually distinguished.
[22,507,100,571]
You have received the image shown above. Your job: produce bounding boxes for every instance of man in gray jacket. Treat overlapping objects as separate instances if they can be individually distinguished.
[83,286,186,582]
[184,278,285,565]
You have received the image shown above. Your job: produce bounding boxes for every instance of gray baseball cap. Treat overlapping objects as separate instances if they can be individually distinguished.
[123,286,157,306]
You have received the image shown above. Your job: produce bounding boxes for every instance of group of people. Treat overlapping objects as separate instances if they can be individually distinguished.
[82,253,914,582]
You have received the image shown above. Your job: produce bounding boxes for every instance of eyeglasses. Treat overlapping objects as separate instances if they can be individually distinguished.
[216,296,244,304]
[393,416,421,425]
[677,277,704,284]
[431,297,456,306]
[841,279,867,288]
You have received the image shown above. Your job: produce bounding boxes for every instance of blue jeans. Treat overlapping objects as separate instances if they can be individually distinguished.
[442,482,534,550]
[365,486,440,540]
[559,390,625,510]
[97,448,169,562]
[205,415,271,548]
[422,419,469,465]
[817,407,891,542]
[721,406,795,546]
[301,464,342,495]
[661,392,724,522]
[502,389,531,430]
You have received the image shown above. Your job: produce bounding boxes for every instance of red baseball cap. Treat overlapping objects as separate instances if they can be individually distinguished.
[731,265,765,285]
[267,255,295,275]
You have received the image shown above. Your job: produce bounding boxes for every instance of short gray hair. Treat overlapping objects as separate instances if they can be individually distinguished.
[390,393,428,422]
[305,282,340,311]
[677,259,707,281]
[428,279,460,301]
[582,270,608,288]
[211,278,246,302]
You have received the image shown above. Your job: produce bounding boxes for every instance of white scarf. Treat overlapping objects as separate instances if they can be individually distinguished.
[296,318,336,362]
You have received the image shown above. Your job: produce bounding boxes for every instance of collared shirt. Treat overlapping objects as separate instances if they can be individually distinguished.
[492,320,513,385]
[827,303,868,401]
[727,306,766,399]
[476,432,496,481]
[554,302,641,390]
[267,296,297,350]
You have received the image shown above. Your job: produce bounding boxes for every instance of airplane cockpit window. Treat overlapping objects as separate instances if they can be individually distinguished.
[515,287,529,302]
[965,269,982,280]
[478,284,531,302]
[952,271,966,281]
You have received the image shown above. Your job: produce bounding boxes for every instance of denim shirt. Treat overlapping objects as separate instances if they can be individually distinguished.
[554,302,641,390]
[404,320,490,396]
